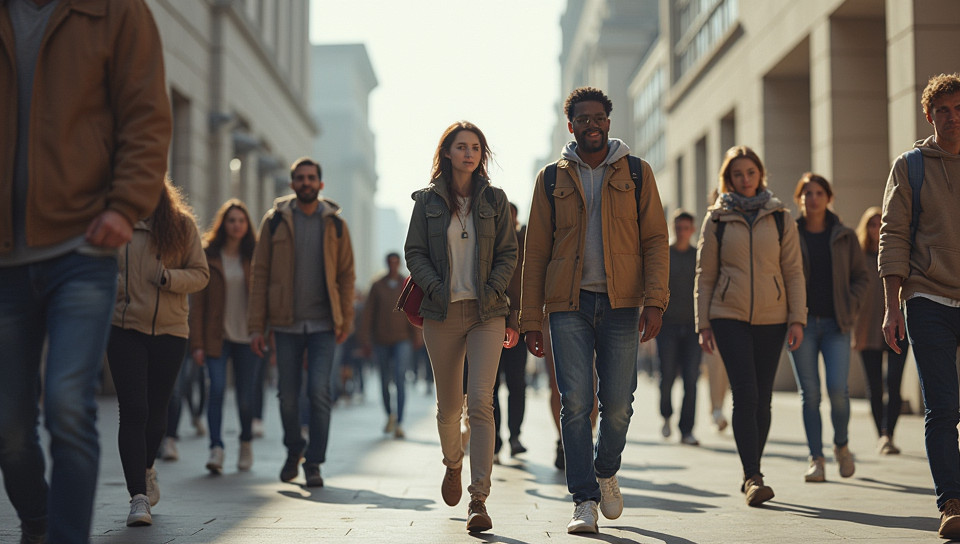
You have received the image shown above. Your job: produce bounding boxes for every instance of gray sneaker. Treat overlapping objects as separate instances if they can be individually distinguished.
[206,446,225,474]
[145,467,160,506]
[598,475,623,519]
[567,500,599,534]
[126,494,152,527]
[237,441,254,471]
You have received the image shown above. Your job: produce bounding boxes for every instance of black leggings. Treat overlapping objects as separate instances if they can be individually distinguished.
[107,326,187,497]
[711,319,787,479]
[860,339,908,438]
[493,337,527,452]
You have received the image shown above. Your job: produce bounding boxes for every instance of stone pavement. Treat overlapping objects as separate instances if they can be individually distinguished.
[0,370,945,543]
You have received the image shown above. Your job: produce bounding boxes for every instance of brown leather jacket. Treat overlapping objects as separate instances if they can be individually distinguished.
[0,0,171,252]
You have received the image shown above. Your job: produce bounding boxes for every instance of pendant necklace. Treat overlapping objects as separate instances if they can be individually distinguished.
[456,196,470,239]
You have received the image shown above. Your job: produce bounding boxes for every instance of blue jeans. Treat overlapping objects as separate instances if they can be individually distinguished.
[656,323,701,436]
[0,252,117,543]
[905,297,960,510]
[788,316,852,458]
[206,341,263,447]
[274,330,336,465]
[549,290,639,504]
[373,341,412,423]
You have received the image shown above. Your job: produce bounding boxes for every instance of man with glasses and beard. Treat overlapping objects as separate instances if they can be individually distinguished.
[520,87,670,533]
[248,157,356,488]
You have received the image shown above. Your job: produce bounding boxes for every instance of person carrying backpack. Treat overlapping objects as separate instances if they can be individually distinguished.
[695,145,806,507]
[879,73,960,540]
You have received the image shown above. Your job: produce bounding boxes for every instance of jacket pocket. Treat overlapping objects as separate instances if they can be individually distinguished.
[773,276,782,301]
[610,178,638,219]
[552,185,578,230]
[545,257,574,305]
[426,205,445,237]
[477,206,496,238]
[268,283,284,320]
[719,274,732,302]
[926,246,960,287]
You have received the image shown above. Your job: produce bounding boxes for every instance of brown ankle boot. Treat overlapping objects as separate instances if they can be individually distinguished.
[441,465,462,506]
[743,474,775,507]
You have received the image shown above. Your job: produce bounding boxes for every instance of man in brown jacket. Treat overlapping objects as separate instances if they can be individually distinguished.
[359,252,418,439]
[880,73,960,539]
[0,1,171,542]
[520,87,669,534]
[248,157,356,489]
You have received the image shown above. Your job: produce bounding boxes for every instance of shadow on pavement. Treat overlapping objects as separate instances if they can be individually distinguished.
[278,485,434,511]
[618,526,700,544]
[766,501,932,530]
[843,476,933,496]
[616,474,729,499]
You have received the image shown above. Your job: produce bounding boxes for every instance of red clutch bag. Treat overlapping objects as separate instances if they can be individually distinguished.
[396,275,424,328]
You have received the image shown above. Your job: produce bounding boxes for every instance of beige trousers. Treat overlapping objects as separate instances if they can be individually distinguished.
[423,299,505,498]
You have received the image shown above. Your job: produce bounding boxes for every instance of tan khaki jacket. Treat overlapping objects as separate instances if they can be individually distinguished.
[695,197,806,330]
[358,274,417,346]
[520,156,669,332]
[0,0,171,252]
[113,219,209,338]
[248,195,356,338]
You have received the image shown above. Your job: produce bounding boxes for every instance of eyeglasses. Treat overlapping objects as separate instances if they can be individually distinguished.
[572,114,609,127]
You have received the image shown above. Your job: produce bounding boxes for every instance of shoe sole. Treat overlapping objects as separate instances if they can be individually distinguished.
[466,515,493,532]
[747,487,775,506]
[804,475,826,483]
[126,514,153,527]
[940,516,960,539]
[206,463,223,474]
[600,506,622,520]
[567,523,599,534]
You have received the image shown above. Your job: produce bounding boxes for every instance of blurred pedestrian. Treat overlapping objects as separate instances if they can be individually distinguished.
[248,157,356,488]
[405,121,518,533]
[658,210,702,446]
[854,206,908,455]
[695,145,806,506]
[159,352,207,461]
[359,252,418,438]
[878,73,960,539]
[107,179,209,526]
[189,199,261,473]
[0,1,171,541]
[788,173,869,482]
[522,87,669,533]
[493,203,529,461]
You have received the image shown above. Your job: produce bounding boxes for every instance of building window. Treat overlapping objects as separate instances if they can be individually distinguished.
[674,0,738,80]
[634,67,665,173]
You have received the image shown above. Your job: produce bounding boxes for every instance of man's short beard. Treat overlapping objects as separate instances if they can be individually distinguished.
[295,190,318,204]
[578,136,607,153]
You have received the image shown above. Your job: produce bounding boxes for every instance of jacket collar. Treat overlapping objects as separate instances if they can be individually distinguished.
[430,174,491,207]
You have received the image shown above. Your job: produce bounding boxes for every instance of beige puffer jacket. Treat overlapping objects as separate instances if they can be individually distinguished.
[695,196,806,330]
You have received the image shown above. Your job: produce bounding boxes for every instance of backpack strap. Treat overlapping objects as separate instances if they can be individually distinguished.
[268,212,283,236]
[544,161,559,228]
[905,148,925,246]
[627,155,643,235]
[774,209,785,244]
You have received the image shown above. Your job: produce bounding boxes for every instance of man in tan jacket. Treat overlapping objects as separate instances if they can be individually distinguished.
[248,157,356,488]
[880,73,960,539]
[520,87,669,534]
[0,2,171,542]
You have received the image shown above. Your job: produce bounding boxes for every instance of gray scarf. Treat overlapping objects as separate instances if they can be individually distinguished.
[719,190,772,213]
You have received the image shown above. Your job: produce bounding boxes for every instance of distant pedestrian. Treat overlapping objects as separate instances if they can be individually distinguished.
[695,145,806,507]
[493,203,529,461]
[159,352,207,461]
[788,173,869,482]
[521,87,669,533]
[658,210,702,446]
[405,121,518,533]
[878,73,960,539]
[359,252,418,438]
[0,1,171,541]
[189,199,261,473]
[107,179,209,527]
[248,157,357,488]
[854,206,908,455]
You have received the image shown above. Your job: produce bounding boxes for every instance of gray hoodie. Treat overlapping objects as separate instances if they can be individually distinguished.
[561,138,631,293]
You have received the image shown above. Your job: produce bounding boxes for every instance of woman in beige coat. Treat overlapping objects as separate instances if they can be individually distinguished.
[107,179,209,527]
[695,146,806,506]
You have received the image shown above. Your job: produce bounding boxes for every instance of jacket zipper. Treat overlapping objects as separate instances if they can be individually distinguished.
[151,256,162,335]
[720,276,731,301]
[748,222,755,323]
[774,276,782,301]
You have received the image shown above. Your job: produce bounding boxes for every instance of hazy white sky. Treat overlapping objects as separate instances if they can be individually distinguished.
[309,0,566,223]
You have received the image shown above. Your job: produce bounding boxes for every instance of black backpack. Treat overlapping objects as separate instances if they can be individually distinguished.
[543,155,644,229]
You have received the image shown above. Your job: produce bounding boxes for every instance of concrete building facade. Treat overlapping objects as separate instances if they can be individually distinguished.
[147,0,315,227]
[310,44,379,288]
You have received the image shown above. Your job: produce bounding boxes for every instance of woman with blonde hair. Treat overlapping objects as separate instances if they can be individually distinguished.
[108,178,209,527]
[695,146,806,506]
[405,121,518,533]
[788,173,869,482]
[189,199,261,473]
[854,206,909,455]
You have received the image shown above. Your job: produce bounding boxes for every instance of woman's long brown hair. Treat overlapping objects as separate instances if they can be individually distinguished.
[203,198,257,261]
[150,176,197,265]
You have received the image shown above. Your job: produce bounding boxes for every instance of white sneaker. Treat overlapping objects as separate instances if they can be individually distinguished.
[237,441,254,471]
[598,475,623,519]
[126,494,152,527]
[567,500,599,533]
[145,467,160,506]
[661,419,671,438]
[206,446,225,474]
[159,437,179,461]
[252,418,265,439]
[192,415,206,437]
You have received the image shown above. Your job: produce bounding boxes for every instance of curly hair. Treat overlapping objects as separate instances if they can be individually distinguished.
[151,176,198,266]
[922,73,960,116]
[203,198,257,261]
[563,87,613,121]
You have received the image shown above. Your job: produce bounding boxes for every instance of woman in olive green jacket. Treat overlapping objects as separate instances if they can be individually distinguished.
[404,121,517,533]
